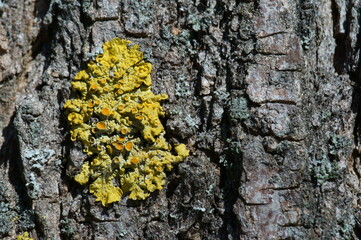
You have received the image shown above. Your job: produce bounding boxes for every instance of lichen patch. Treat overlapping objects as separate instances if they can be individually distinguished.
[64,38,189,206]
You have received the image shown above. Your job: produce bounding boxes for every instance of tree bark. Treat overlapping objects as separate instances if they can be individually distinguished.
[0,0,360,239]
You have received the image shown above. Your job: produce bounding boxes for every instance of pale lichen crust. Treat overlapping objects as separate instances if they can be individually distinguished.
[64,38,189,206]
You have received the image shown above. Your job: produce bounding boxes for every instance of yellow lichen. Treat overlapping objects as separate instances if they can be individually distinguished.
[64,38,189,206]
[16,232,34,240]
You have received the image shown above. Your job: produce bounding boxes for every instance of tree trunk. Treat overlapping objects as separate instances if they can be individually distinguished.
[1,0,360,239]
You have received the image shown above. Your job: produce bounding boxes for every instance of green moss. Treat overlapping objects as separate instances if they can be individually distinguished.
[64,38,189,206]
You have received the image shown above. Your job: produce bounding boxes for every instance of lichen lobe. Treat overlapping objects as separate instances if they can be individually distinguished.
[64,38,189,206]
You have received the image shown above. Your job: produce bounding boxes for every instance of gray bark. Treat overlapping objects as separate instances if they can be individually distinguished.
[0,0,360,239]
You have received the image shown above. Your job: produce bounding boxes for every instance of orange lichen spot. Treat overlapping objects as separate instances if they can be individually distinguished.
[87,101,94,107]
[117,136,125,142]
[101,108,111,116]
[117,89,123,95]
[131,157,139,164]
[99,78,107,85]
[113,142,124,150]
[117,104,125,111]
[135,114,143,120]
[131,108,137,114]
[121,128,128,135]
[125,142,133,151]
[96,121,106,130]
[89,84,98,91]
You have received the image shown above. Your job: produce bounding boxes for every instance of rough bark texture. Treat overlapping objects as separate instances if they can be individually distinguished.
[1,0,361,239]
